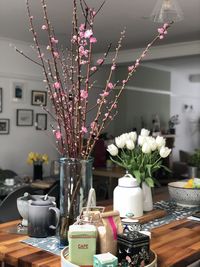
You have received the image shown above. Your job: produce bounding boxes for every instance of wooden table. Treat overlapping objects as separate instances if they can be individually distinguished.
[1,217,200,266]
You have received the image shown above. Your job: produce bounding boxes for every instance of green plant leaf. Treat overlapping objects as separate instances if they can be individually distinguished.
[146,164,152,177]
[145,177,154,187]
[161,165,171,173]
[133,170,141,184]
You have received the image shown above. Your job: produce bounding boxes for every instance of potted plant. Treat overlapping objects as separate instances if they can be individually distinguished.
[107,129,171,211]
[188,149,200,178]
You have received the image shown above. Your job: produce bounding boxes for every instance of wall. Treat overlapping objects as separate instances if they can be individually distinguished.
[113,65,171,136]
[169,57,200,160]
[0,38,58,177]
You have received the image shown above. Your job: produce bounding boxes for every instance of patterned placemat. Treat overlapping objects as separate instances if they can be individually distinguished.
[22,200,200,255]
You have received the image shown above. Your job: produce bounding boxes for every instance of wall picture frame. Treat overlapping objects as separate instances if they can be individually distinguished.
[0,87,2,113]
[0,119,10,134]
[31,90,47,106]
[17,109,33,126]
[11,81,26,103]
[35,113,47,130]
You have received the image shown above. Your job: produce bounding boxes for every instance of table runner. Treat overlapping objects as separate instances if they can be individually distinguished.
[22,200,200,255]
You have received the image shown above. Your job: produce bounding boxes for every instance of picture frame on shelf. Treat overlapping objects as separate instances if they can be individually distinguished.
[0,119,10,134]
[16,109,33,126]
[0,87,2,113]
[35,113,47,130]
[31,90,47,106]
[11,81,26,103]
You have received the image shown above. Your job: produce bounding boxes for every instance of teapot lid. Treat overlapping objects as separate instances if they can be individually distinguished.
[29,195,53,206]
[119,174,139,187]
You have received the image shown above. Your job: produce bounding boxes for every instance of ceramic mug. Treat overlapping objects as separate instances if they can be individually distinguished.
[28,199,60,238]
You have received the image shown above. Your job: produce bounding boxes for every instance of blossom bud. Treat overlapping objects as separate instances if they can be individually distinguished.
[156,136,166,149]
[159,146,171,158]
[138,135,146,146]
[115,136,126,149]
[126,140,135,150]
[107,144,118,156]
[142,142,151,154]
[140,128,150,137]
[128,132,137,142]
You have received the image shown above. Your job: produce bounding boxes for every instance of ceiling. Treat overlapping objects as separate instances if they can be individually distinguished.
[0,0,200,53]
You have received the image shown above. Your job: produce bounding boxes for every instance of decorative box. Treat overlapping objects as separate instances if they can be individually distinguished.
[68,224,97,266]
[117,231,150,267]
[94,252,118,267]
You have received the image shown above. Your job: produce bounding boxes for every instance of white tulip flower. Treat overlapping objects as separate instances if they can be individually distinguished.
[148,137,157,151]
[159,146,171,158]
[140,128,150,137]
[115,136,126,148]
[138,135,146,146]
[128,132,137,142]
[142,142,152,154]
[107,144,119,156]
[155,136,166,149]
[126,139,135,150]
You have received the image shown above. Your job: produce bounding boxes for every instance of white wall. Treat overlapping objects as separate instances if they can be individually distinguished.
[169,57,200,160]
[0,38,58,177]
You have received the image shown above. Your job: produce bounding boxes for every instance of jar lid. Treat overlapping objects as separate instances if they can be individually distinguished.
[118,176,139,187]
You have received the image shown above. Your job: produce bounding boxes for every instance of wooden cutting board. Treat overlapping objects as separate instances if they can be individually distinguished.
[136,209,167,224]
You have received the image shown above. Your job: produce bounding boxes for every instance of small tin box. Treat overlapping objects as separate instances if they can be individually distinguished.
[94,252,118,267]
[117,231,150,267]
[68,224,97,266]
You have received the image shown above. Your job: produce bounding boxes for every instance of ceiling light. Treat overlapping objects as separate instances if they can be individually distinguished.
[150,0,184,23]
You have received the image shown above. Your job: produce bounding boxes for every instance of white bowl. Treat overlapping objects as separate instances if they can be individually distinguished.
[168,181,200,207]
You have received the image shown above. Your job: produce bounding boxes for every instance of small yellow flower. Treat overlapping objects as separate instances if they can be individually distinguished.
[27,152,49,164]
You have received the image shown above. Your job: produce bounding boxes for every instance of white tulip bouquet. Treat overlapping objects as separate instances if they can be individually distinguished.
[107,128,171,187]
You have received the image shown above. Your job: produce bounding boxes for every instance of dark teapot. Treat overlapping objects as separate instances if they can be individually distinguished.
[28,195,60,238]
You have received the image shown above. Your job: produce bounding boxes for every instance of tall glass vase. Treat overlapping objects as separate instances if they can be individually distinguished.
[59,157,93,247]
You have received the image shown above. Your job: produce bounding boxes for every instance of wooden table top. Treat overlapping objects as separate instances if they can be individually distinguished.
[1,217,200,266]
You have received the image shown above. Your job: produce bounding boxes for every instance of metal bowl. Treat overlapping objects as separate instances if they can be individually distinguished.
[168,181,200,207]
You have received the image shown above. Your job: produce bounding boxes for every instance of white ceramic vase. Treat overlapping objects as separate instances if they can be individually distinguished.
[142,181,153,212]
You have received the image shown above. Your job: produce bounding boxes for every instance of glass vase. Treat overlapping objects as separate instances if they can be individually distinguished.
[33,162,43,180]
[59,157,93,247]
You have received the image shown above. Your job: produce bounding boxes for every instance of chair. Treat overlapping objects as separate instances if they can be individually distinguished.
[0,185,38,223]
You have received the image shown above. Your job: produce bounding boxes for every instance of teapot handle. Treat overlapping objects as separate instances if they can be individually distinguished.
[49,207,60,230]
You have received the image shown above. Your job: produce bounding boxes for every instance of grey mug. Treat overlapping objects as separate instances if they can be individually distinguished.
[28,197,60,238]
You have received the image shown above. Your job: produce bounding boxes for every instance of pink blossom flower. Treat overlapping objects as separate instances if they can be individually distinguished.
[55,130,62,140]
[90,37,97,43]
[96,58,104,65]
[80,90,88,99]
[53,82,61,89]
[90,121,97,130]
[53,52,59,58]
[100,91,109,97]
[111,64,116,70]
[46,45,51,50]
[84,29,93,39]
[128,65,134,72]
[81,126,88,134]
[41,25,47,30]
[71,35,77,43]
[51,37,58,44]
[107,82,114,89]
[90,66,97,72]
[79,23,85,31]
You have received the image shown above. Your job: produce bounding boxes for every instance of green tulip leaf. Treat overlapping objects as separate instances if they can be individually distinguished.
[145,177,154,187]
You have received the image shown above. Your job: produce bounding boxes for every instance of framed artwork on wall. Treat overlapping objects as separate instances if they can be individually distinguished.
[11,81,26,103]
[35,113,47,130]
[0,88,2,113]
[31,90,47,106]
[0,119,10,134]
[17,109,33,126]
